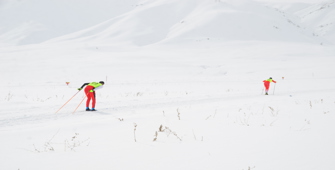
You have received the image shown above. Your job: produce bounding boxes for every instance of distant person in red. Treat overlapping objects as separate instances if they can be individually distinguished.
[263,77,276,95]
[78,81,104,111]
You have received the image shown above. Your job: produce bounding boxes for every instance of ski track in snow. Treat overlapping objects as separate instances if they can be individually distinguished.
[1,84,331,130]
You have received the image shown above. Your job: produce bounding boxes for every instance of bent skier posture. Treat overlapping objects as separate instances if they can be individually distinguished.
[263,77,276,95]
[78,81,104,111]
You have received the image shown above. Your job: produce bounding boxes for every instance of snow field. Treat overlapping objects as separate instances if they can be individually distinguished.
[1,0,335,169]
[1,42,335,169]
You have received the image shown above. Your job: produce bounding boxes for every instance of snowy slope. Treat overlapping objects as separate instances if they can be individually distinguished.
[45,0,331,46]
[0,0,139,46]
[295,1,335,43]
[1,0,335,170]
[1,40,335,170]
[1,0,334,46]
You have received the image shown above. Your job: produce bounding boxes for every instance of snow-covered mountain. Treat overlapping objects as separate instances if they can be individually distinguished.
[0,0,138,46]
[0,0,334,46]
[295,1,335,43]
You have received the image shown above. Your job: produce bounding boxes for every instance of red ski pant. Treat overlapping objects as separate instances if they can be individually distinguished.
[264,82,270,92]
[84,85,96,108]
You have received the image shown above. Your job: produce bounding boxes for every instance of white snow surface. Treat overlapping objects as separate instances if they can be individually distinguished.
[1,0,335,170]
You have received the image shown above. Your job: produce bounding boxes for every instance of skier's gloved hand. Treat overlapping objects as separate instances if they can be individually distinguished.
[78,88,82,91]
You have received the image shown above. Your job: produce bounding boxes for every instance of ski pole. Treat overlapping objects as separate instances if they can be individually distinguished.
[55,90,80,113]
[72,92,88,114]
[273,83,277,95]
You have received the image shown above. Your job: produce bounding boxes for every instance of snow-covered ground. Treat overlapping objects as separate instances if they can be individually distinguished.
[1,0,335,170]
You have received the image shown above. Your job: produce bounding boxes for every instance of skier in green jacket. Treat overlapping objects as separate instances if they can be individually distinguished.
[263,77,276,95]
[78,81,104,111]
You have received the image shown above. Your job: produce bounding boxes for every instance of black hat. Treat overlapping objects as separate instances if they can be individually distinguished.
[99,81,105,84]
[269,77,272,79]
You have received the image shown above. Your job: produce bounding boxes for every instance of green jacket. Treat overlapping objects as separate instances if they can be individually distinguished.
[79,82,104,92]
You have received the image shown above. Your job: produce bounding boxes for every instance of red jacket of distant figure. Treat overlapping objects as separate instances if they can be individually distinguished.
[263,78,276,90]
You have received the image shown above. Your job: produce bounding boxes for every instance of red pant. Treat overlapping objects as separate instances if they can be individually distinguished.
[263,81,270,92]
[84,85,96,108]
[264,82,270,90]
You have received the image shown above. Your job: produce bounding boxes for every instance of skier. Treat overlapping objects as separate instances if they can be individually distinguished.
[263,77,276,95]
[78,81,104,111]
